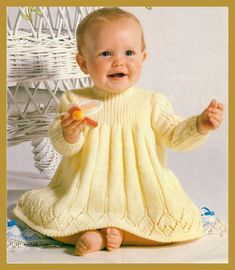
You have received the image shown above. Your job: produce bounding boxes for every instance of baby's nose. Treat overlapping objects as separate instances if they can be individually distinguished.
[112,56,125,67]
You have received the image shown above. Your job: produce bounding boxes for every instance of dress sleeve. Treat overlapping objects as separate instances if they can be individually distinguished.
[151,92,209,151]
[49,91,85,156]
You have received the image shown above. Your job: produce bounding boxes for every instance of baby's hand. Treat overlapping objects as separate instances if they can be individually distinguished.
[60,113,87,144]
[197,99,224,134]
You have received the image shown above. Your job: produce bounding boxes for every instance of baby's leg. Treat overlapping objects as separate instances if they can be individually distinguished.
[53,229,106,256]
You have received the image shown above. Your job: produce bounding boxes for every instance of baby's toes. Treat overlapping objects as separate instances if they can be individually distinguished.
[106,242,119,251]
[75,240,88,256]
[106,239,119,251]
[106,232,123,251]
[106,235,117,245]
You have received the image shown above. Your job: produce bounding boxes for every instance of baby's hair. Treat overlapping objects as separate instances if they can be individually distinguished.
[76,7,146,54]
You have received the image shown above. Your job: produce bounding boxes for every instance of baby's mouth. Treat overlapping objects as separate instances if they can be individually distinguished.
[108,73,127,78]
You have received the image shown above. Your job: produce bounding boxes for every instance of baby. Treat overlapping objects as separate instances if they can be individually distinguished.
[13,7,224,256]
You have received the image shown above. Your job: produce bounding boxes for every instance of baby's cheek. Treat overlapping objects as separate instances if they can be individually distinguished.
[131,62,143,75]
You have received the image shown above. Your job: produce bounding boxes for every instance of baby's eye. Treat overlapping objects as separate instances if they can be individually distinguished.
[125,50,135,56]
[100,51,111,57]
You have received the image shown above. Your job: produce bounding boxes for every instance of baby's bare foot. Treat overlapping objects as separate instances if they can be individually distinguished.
[102,227,123,251]
[75,230,105,256]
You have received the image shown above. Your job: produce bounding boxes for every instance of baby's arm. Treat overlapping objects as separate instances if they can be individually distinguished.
[49,91,85,156]
[197,99,224,134]
[152,93,222,151]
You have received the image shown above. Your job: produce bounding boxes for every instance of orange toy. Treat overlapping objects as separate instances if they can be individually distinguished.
[68,106,98,128]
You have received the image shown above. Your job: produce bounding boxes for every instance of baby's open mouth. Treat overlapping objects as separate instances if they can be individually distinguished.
[108,73,127,78]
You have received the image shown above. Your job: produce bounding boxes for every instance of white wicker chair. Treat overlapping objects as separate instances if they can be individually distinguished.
[7,7,98,178]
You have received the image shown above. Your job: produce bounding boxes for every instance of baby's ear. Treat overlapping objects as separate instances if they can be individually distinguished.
[142,51,147,61]
[76,53,89,74]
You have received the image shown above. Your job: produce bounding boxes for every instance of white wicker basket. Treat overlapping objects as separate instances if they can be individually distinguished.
[7,7,98,177]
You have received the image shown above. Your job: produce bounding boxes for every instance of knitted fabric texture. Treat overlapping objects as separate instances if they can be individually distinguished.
[13,87,209,242]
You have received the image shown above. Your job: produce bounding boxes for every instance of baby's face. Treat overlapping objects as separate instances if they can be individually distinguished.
[77,19,146,93]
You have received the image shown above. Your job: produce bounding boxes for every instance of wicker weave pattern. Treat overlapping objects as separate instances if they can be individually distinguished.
[7,7,91,82]
[7,7,97,176]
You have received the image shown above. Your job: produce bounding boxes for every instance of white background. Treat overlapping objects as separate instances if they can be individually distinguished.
[7,7,228,222]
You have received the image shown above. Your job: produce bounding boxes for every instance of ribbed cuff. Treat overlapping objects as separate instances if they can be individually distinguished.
[189,115,210,137]
[172,116,210,151]
[49,121,85,156]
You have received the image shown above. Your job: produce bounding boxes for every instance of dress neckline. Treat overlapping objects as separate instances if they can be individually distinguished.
[91,86,135,100]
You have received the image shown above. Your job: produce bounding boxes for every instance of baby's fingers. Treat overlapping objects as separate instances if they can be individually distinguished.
[60,113,74,127]
[60,114,83,130]
[217,103,225,111]
[69,120,84,129]
[61,119,75,128]
[208,107,223,115]
[208,111,223,122]
[60,112,69,121]
[209,116,221,128]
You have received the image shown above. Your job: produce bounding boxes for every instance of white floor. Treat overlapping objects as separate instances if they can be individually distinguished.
[7,235,229,264]
[7,142,228,263]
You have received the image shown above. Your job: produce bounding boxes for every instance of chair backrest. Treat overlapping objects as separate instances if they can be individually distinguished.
[7,7,98,145]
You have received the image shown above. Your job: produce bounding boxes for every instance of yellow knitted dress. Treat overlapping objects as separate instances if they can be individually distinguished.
[13,86,209,242]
